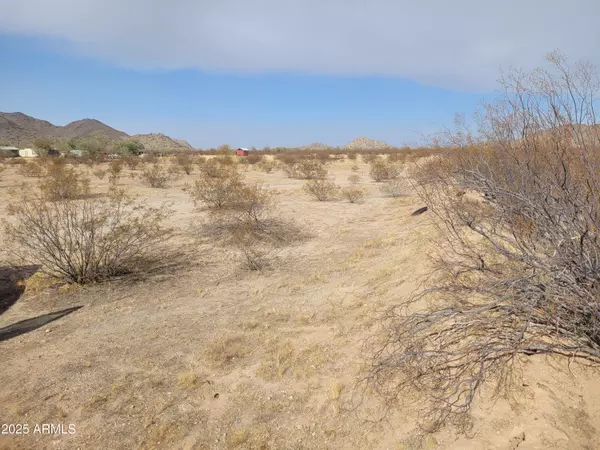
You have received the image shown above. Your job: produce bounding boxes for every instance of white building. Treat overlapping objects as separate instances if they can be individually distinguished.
[18,148,39,158]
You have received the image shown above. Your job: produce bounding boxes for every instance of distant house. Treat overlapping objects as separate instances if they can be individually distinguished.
[68,149,84,158]
[0,146,20,157]
[19,148,39,158]
[235,148,249,156]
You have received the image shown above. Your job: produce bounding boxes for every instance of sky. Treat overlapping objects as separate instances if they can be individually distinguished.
[1,0,599,148]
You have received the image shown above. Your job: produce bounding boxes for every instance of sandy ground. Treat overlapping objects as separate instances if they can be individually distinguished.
[1,157,600,449]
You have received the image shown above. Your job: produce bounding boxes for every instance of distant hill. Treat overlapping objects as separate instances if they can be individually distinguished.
[0,112,193,151]
[61,119,128,141]
[344,136,391,150]
[130,133,194,152]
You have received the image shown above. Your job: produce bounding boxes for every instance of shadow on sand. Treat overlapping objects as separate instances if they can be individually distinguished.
[0,306,83,342]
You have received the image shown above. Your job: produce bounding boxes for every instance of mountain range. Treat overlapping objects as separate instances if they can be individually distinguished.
[0,112,195,151]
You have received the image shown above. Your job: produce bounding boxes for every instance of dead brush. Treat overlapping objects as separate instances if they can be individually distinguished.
[174,154,195,175]
[141,164,178,188]
[39,164,91,200]
[257,159,276,173]
[379,176,409,197]
[295,159,328,180]
[303,179,339,201]
[93,168,107,180]
[123,156,141,170]
[366,52,600,430]
[341,186,366,203]
[198,181,305,270]
[187,168,243,209]
[4,187,173,284]
[108,159,123,185]
[369,158,400,182]
[17,160,45,178]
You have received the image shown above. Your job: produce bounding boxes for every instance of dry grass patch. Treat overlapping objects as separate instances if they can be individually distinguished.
[203,333,252,369]
[257,341,332,380]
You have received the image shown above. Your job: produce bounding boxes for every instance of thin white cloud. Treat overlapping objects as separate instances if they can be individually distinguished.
[1,0,599,91]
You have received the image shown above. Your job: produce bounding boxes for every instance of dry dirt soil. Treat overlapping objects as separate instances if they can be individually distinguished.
[1,157,600,449]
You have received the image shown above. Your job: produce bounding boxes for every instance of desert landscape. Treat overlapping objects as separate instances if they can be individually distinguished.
[2,53,600,450]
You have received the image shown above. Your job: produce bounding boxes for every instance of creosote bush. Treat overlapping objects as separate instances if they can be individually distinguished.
[39,164,91,200]
[4,188,173,284]
[366,51,600,430]
[369,158,400,182]
[379,177,409,197]
[187,168,243,209]
[141,164,178,188]
[303,179,339,201]
[341,186,366,203]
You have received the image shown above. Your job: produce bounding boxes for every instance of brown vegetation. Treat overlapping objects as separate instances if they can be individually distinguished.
[366,51,600,429]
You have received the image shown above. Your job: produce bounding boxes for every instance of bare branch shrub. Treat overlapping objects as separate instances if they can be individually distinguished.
[4,188,173,284]
[246,153,263,165]
[108,160,123,185]
[366,51,600,429]
[379,177,409,197]
[174,154,194,174]
[93,168,107,180]
[348,174,361,184]
[369,158,400,182]
[39,164,91,200]
[295,159,328,180]
[141,164,177,188]
[303,179,339,201]
[123,156,141,170]
[341,186,366,203]
[17,161,45,178]
[187,168,243,209]
[257,159,276,173]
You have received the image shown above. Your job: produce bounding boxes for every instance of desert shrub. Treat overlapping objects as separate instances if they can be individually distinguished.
[4,188,172,284]
[141,164,177,188]
[17,161,45,178]
[387,152,406,163]
[348,174,361,184]
[369,159,400,182]
[278,161,297,178]
[367,52,600,429]
[341,186,366,203]
[379,177,409,197]
[362,153,379,164]
[193,155,206,165]
[303,179,339,201]
[123,156,141,170]
[175,154,194,174]
[347,152,358,160]
[257,159,276,173]
[187,169,243,209]
[295,159,328,180]
[0,164,5,180]
[198,158,237,178]
[39,164,90,200]
[108,160,123,185]
[93,168,107,180]
[351,165,359,172]
[246,153,263,165]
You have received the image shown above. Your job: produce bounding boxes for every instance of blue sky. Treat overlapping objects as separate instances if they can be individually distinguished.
[2,0,598,148]
[0,33,485,148]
